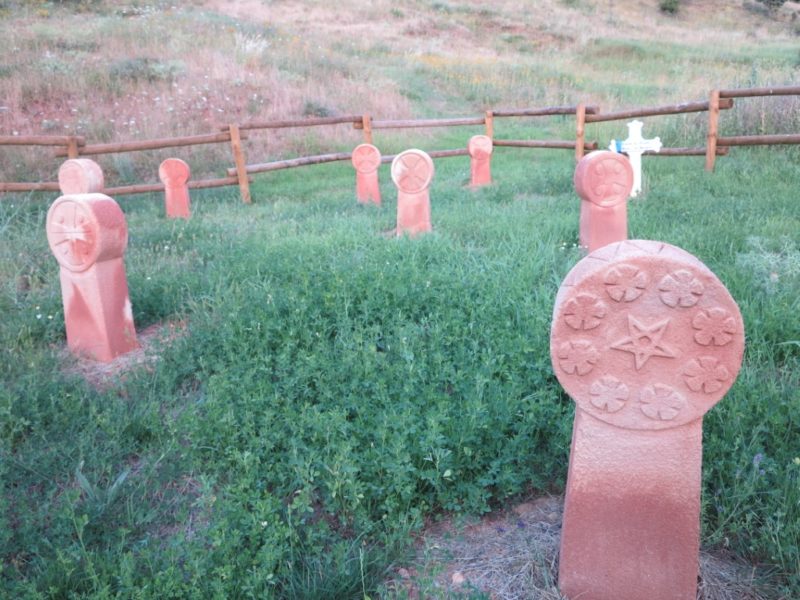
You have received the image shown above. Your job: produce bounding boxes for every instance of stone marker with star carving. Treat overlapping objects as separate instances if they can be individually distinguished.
[551,240,744,600]
[352,143,382,205]
[46,167,138,362]
[391,149,434,236]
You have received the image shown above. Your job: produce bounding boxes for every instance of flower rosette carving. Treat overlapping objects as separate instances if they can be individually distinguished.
[658,269,704,308]
[639,384,685,421]
[692,308,737,346]
[683,357,731,394]
[557,340,599,376]
[552,241,745,431]
[603,264,648,302]
[563,293,607,330]
[589,376,629,413]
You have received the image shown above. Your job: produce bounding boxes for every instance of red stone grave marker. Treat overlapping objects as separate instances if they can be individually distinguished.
[351,143,382,205]
[158,158,192,219]
[58,158,105,195]
[574,151,633,253]
[468,134,493,187]
[550,240,744,600]
[46,192,138,362]
[391,149,434,236]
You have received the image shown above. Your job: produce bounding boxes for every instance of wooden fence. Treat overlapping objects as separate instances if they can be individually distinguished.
[1,85,798,203]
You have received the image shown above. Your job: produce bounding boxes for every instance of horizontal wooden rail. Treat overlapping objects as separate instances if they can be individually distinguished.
[105,176,244,196]
[225,115,363,132]
[380,149,469,164]
[355,117,486,130]
[492,105,599,117]
[0,135,85,147]
[54,132,240,157]
[719,86,800,99]
[0,181,61,193]
[585,99,734,123]
[643,147,729,156]
[1,177,244,196]
[716,134,800,147]
[493,139,598,151]
[228,152,352,176]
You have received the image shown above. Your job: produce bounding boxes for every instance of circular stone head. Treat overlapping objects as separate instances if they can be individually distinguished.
[468,135,493,159]
[351,144,382,174]
[550,240,744,431]
[574,151,633,208]
[391,149,435,194]
[58,159,105,195]
[46,194,128,272]
[158,158,191,185]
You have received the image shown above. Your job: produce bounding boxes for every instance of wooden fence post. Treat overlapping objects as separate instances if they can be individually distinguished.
[66,136,80,159]
[229,124,251,204]
[362,114,373,144]
[485,110,494,139]
[575,103,587,162]
[705,90,720,172]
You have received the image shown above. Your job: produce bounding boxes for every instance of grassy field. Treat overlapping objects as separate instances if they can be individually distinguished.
[2,1,800,598]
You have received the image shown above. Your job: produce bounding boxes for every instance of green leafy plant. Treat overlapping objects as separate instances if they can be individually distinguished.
[659,0,680,14]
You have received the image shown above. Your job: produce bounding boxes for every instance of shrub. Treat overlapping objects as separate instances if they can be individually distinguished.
[756,0,788,8]
[659,0,680,14]
[108,57,184,84]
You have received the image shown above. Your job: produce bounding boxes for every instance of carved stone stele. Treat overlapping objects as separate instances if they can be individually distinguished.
[351,143,382,205]
[391,149,434,236]
[551,240,744,600]
[46,193,138,362]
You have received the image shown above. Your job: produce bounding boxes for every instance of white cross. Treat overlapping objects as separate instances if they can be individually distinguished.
[609,120,662,197]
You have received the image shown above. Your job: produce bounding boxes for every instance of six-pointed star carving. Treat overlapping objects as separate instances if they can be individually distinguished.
[610,314,676,370]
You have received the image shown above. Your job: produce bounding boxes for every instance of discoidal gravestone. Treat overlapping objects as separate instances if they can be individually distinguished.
[58,158,105,195]
[468,134,493,187]
[391,149,434,236]
[351,143,382,205]
[47,160,138,362]
[551,240,744,600]
[159,158,192,219]
[574,151,634,253]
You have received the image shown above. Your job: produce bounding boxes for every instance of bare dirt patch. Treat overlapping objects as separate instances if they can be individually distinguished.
[61,320,186,390]
[388,494,778,599]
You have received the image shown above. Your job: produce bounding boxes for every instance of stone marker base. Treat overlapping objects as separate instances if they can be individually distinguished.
[559,410,701,600]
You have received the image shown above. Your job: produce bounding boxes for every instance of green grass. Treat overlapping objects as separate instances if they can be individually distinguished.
[1,144,799,597]
[2,1,800,597]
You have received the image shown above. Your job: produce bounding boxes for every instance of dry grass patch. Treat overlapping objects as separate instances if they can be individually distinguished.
[388,495,782,599]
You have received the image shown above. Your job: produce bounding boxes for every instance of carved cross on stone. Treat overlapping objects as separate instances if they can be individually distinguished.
[351,143,382,205]
[391,149,434,236]
[551,240,745,600]
[609,120,661,197]
[574,151,634,253]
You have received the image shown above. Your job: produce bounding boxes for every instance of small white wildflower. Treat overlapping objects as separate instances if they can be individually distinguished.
[36,314,42,319]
